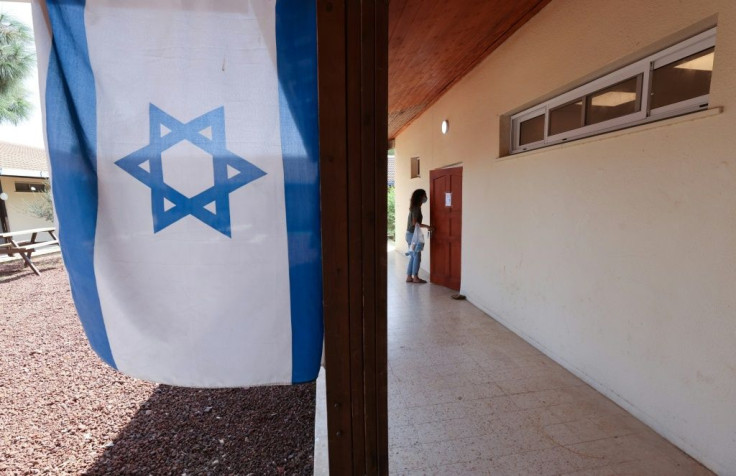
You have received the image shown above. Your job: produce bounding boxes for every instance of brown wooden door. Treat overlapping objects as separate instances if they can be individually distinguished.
[430,167,462,290]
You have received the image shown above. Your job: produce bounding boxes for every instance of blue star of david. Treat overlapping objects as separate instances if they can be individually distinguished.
[115,104,266,237]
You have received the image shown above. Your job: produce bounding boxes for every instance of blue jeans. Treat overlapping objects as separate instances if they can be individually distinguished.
[406,231,421,276]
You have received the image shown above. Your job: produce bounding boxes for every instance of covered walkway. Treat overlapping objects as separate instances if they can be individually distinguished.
[387,249,712,475]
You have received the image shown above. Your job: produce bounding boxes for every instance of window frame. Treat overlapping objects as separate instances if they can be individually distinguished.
[509,27,716,154]
[512,106,546,151]
[410,156,421,178]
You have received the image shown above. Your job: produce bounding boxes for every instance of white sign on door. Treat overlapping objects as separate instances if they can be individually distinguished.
[445,192,452,207]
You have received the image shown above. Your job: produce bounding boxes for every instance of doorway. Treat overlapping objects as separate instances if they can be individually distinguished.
[429,166,462,290]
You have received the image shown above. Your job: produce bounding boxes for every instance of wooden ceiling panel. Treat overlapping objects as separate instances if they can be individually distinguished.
[388,0,551,139]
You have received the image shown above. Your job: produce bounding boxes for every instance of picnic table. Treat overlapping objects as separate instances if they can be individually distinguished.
[0,227,59,276]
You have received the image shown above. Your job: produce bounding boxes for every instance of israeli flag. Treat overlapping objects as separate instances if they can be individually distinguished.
[32,0,323,387]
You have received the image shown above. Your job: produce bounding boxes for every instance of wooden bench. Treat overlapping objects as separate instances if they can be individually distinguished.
[0,227,59,276]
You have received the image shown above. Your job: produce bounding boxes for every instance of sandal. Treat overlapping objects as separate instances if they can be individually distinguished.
[411,277,427,284]
[406,276,413,283]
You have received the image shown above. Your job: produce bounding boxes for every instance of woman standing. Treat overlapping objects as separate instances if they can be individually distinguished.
[406,188,433,283]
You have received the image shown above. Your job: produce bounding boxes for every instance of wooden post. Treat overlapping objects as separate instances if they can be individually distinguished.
[0,181,10,234]
[317,0,389,474]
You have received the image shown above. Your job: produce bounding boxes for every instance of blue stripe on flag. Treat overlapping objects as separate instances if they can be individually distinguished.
[45,0,115,368]
[276,0,324,383]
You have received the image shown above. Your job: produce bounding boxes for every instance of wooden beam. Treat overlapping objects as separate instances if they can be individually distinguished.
[0,180,10,233]
[387,0,552,139]
[318,0,388,474]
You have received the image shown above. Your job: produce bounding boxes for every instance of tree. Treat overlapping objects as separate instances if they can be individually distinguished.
[23,183,54,223]
[387,185,395,240]
[0,13,33,125]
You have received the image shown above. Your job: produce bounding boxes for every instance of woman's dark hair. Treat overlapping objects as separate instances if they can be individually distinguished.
[410,189,427,209]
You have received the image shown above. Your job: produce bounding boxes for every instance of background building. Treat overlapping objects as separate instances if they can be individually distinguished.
[0,141,51,235]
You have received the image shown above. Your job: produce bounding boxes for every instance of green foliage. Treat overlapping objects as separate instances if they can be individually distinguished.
[387,185,395,240]
[0,13,34,125]
[0,84,30,124]
[23,185,54,223]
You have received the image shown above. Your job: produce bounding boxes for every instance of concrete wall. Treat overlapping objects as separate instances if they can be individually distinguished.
[393,1,736,473]
[0,176,52,237]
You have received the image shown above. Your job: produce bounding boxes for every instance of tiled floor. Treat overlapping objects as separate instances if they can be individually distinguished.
[387,249,712,475]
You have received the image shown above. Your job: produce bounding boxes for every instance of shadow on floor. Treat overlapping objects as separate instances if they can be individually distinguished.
[0,253,62,283]
[85,384,316,475]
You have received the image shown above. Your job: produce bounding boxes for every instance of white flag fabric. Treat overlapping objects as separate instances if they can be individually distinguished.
[32,0,323,387]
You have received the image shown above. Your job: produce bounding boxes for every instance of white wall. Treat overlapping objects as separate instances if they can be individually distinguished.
[394,1,736,473]
[1,176,52,237]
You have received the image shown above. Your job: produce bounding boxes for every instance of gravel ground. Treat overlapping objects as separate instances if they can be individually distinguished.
[0,254,315,475]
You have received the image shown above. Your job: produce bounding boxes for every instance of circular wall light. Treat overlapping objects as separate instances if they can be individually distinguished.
[441,120,449,135]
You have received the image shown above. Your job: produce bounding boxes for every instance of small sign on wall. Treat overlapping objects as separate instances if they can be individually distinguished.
[445,192,452,207]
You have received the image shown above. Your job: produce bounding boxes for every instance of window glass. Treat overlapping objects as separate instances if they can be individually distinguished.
[586,75,642,125]
[15,182,47,193]
[509,28,716,154]
[651,47,714,110]
[548,99,583,136]
[519,114,544,146]
[410,157,420,178]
